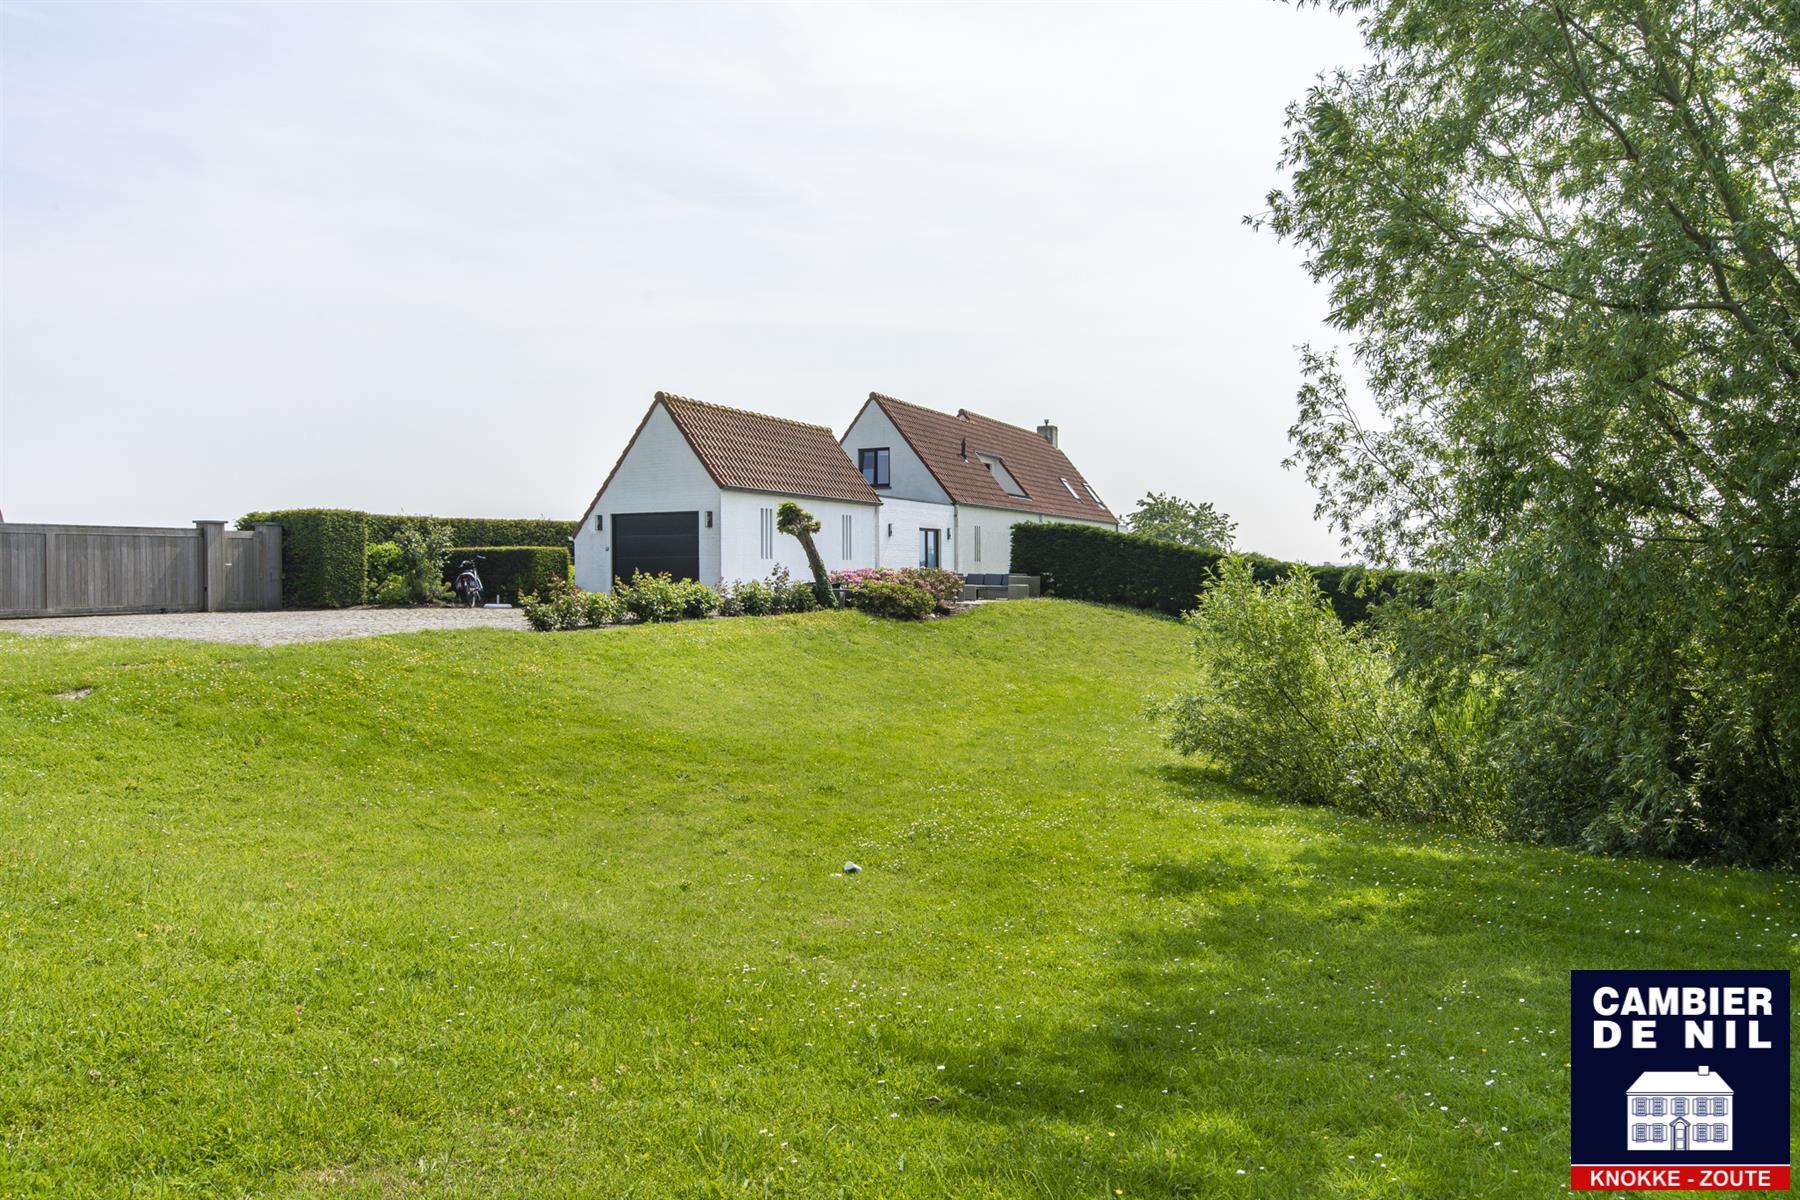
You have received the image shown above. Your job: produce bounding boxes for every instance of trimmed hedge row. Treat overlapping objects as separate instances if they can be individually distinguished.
[364,514,574,547]
[240,509,576,608]
[443,546,571,603]
[245,509,368,608]
[1010,522,1425,625]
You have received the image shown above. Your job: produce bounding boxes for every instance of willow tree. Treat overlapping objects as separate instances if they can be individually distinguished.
[1265,0,1799,862]
[776,501,838,608]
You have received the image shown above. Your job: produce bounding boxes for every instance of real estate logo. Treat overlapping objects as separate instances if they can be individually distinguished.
[1572,970,1790,1191]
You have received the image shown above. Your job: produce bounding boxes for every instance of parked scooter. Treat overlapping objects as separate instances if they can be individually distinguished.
[453,557,485,608]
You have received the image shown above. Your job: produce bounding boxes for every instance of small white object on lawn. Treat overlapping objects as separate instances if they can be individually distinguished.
[843,862,861,874]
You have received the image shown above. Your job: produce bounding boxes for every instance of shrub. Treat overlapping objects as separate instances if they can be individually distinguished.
[733,579,777,617]
[520,579,601,631]
[373,576,413,607]
[393,522,454,605]
[754,565,816,614]
[674,579,720,620]
[848,579,935,620]
[833,567,963,613]
[895,567,963,611]
[1011,522,1427,625]
[720,573,787,618]
[581,590,622,627]
[615,572,686,623]
[366,541,402,589]
[520,594,555,631]
[1151,558,1500,831]
[240,509,367,608]
[775,581,819,613]
[442,546,571,604]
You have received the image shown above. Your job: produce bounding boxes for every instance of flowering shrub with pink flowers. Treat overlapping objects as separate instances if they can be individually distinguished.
[830,567,963,613]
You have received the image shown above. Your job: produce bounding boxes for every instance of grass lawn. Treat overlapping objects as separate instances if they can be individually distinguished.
[1,600,1793,1198]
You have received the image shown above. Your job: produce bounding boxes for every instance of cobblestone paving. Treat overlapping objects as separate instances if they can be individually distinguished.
[0,607,532,646]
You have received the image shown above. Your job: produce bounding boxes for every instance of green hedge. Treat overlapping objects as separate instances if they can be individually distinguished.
[365,514,575,548]
[1010,522,1425,625]
[241,509,367,608]
[242,509,576,608]
[443,546,571,603]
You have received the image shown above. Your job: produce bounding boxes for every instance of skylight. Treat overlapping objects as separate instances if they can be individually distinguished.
[979,454,1028,497]
[1061,477,1082,501]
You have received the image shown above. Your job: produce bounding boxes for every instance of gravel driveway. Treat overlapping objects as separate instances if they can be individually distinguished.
[0,607,532,646]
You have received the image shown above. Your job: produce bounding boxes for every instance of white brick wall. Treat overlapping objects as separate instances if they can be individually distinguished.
[870,497,955,569]
[718,490,880,585]
[953,503,1114,574]
[574,403,723,592]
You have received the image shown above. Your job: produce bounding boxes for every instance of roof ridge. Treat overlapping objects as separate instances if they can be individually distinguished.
[869,391,967,422]
[956,407,1026,435]
[657,390,836,433]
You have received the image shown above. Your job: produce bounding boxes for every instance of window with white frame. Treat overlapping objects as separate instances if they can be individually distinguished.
[1653,1125,1666,1143]
[1652,1097,1666,1116]
[1633,1097,1648,1115]
[1717,1098,1729,1115]
[1633,1124,1647,1142]
[1696,1125,1709,1143]
[841,514,852,559]
[973,525,981,562]
[1715,1124,1726,1140]
[760,508,774,559]
[1673,1097,1687,1115]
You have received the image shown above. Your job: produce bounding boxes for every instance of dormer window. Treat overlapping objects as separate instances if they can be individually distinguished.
[858,448,890,488]
[978,454,1028,497]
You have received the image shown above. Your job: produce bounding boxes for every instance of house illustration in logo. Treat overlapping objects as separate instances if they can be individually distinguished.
[1626,1065,1733,1151]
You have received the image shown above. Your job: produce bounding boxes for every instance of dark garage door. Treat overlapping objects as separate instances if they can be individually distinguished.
[612,511,700,585]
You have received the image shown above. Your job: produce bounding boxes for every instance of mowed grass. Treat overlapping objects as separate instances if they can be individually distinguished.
[0,601,1794,1199]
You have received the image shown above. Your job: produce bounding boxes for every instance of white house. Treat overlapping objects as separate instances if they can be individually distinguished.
[574,393,881,592]
[1626,1066,1733,1151]
[575,390,1119,591]
[839,392,1118,575]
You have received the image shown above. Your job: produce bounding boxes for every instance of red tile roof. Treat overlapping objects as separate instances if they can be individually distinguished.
[582,393,877,523]
[658,393,878,504]
[855,393,1117,522]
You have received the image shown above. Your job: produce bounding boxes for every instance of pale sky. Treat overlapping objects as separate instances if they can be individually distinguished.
[1,0,1366,562]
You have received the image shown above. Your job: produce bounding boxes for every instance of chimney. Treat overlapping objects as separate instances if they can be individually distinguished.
[1037,419,1058,447]
[1698,1065,1710,1075]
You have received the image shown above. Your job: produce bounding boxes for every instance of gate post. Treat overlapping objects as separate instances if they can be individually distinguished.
[254,522,283,609]
[195,521,227,612]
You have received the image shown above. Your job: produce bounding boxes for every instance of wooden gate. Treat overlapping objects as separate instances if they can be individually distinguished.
[0,521,282,618]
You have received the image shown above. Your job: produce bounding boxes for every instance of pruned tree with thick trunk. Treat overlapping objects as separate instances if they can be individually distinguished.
[777,502,838,609]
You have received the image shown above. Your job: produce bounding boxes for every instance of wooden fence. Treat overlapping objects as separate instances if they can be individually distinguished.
[0,521,281,619]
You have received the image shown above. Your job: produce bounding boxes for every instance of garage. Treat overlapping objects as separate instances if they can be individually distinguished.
[610,511,700,585]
